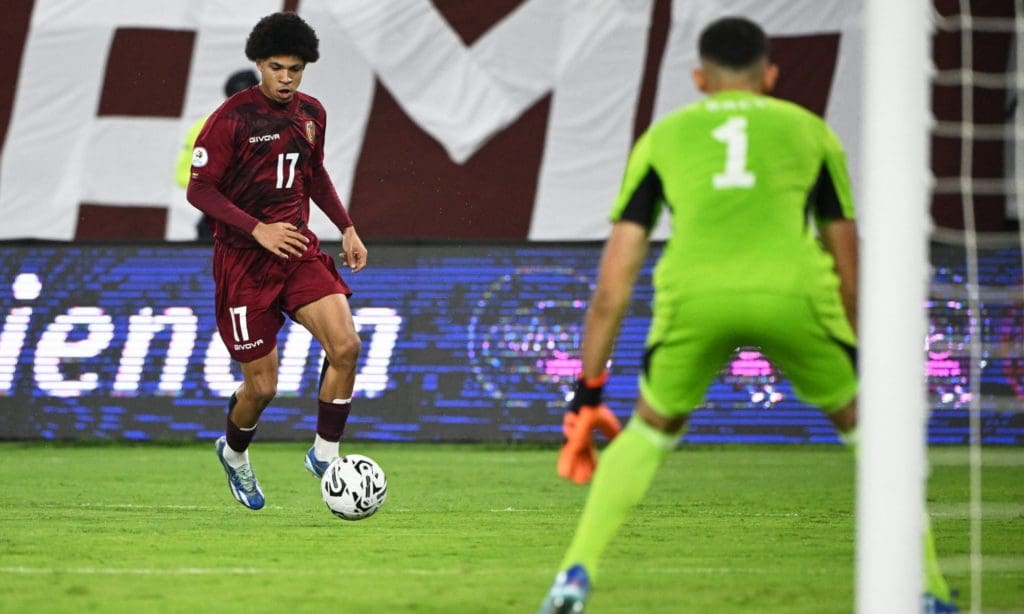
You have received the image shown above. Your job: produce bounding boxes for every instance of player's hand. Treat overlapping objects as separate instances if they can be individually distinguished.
[252,221,309,259]
[557,372,622,484]
[558,411,597,484]
[341,226,367,272]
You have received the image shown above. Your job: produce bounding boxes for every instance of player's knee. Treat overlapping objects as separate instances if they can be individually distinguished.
[245,374,278,407]
[323,332,361,369]
[248,387,277,409]
[636,397,688,434]
[826,398,857,432]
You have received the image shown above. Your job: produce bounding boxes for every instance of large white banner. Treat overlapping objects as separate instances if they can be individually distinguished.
[0,0,861,242]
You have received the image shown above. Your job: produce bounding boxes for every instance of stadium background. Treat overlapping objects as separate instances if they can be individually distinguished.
[0,0,1020,444]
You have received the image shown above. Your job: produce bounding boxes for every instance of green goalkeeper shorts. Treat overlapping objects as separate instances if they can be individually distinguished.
[638,290,858,418]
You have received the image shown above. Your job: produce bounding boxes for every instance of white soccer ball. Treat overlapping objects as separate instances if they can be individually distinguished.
[320,454,388,520]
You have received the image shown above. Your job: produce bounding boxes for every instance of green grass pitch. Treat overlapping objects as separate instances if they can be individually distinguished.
[0,442,1020,612]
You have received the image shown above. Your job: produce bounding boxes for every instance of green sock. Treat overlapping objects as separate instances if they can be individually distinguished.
[922,510,952,600]
[559,417,677,582]
[838,428,951,601]
[838,427,858,454]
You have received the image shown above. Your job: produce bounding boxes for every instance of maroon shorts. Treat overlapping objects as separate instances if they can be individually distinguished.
[213,243,351,363]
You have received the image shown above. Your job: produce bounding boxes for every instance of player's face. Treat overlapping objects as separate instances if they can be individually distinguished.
[256,55,305,104]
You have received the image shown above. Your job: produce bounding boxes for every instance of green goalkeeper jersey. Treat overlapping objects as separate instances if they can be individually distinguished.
[612,90,855,300]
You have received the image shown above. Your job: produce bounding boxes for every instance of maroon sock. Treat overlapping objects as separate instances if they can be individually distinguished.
[317,399,351,441]
[225,394,256,452]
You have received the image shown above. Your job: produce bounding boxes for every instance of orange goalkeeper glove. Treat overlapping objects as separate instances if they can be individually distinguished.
[557,372,622,484]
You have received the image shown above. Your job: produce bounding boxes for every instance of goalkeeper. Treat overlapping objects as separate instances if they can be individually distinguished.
[541,15,955,614]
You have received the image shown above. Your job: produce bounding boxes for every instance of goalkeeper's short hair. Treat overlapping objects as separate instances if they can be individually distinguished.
[698,16,769,70]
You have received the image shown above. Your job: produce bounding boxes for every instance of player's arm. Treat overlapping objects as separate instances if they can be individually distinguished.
[557,218,649,485]
[581,129,662,381]
[308,166,352,230]
[580,220,649,379]
[814,126,859,333]
[186,172,258,233]
[557,221,643,485]
[308,114,366,272]
[557,134,660,484]
[559,221,646,484]
[189,179,308,258]
[821,219,858,334]
[308,166,366,272]
[175,117,206,189]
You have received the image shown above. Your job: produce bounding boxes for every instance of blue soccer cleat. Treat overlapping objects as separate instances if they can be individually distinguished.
[923,593,959,613]
[304,446,333,478]
[539,564,591,614]
[215,436,265,510]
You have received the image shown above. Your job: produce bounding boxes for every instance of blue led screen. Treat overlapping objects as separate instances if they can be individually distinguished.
[0,242,1020,444]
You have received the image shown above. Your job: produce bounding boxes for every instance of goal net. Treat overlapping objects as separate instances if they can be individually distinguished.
[929,1,1024,612]
[859,1,1023,612]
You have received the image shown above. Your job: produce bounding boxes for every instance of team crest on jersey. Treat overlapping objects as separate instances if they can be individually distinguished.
[192,146,208,168]
[305,120,316,144]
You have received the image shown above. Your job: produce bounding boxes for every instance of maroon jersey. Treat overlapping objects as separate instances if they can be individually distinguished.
[187,86,352,251]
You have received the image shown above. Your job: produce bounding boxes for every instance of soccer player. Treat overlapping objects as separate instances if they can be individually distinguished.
[540,16,956,613]
[175,68,259,240]
[187,12,367,511]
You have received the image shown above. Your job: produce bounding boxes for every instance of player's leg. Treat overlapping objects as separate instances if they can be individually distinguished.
[564,397,686,570]
[213,242,287,431]
[769,293,954,608]
[541,397,685,613]
[822,408,952,606]
[542,296,733,612]
[232,349,282,427]
[214,349,279,511]
[295,292,359,399]
[211,244,286,510]
[280,250,358,477]
[293,292,361,476]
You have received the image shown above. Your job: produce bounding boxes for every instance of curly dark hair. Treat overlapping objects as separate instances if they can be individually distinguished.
[245,12,320,63]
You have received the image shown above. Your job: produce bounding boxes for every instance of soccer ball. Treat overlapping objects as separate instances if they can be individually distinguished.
[320,454,388,520]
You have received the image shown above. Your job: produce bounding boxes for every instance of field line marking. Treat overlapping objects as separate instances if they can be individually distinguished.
[74,503,214,511]
[0,565,795,577]
[929,502,1023,519]
[0,567,292,576]
[937,556,1024,574]
[20,503,288,512]
[929,449,1024,467]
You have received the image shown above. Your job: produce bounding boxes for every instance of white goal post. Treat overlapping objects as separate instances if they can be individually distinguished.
[856,0,932,612]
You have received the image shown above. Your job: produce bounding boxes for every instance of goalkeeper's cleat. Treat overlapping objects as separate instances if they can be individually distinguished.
[303,446,333,479]
[922,593,959,613]
[215,436,265,510]
[539,564,591,614]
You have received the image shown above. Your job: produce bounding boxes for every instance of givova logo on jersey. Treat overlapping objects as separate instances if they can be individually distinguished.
[248,133,280,144]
